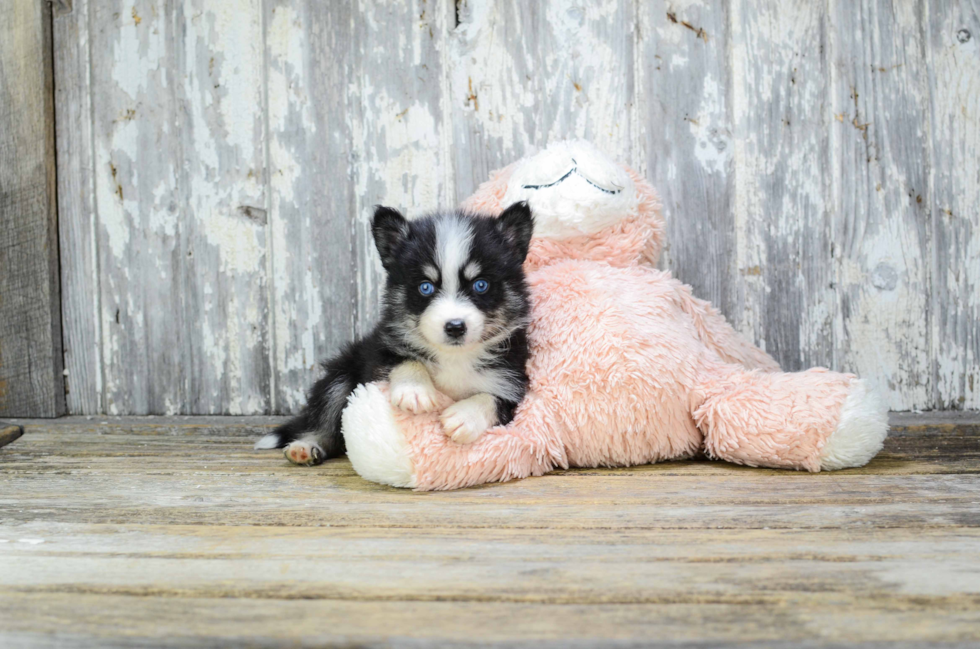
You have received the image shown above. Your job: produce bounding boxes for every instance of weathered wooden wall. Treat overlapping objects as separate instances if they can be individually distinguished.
[53,0,979,415]
[0,0,65,417]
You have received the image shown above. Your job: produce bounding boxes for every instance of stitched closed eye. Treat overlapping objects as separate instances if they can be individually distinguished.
[520,158,623,195]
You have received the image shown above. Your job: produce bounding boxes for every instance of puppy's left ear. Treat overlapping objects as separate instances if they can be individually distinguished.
[372,206,410,271]
[496,201,534,260]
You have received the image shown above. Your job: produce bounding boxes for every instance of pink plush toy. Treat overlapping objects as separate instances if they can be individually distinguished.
[341,141,889,490]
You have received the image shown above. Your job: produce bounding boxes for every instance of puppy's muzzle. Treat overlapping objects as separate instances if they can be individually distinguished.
[444,319,467,342]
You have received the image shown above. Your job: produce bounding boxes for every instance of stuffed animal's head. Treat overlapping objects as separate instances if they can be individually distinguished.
[461,140,664,269]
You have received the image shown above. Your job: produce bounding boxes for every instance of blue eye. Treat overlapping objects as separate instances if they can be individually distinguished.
[472,279,489,294]
[419,281,435,296]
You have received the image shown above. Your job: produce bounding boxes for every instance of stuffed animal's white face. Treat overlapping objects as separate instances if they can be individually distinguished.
[501,140,639,240]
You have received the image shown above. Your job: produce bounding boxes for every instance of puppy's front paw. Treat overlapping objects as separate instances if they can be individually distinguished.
[390,381,441,414]
[284,440,324,466]
[440,394,497,445]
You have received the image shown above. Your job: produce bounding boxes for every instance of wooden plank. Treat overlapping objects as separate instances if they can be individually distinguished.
[1,414,978,476]
[637,1,735,315]
[450,0,636,200]
[0,424,23,448]
[89,0,185,414]
[349,0,455,335]
[830,0,934,410]
[1,470,977,529]
[1,416,978,645]
[53,0,102,415]
[730,0,836,371]
[2,591,978,647]
[927,0,980,410]
[176,0,271,414]
[2,417,979,530]
[88,0,271,414]
[0,0,66,417]
[2,524,978,602]
[264,0,357,413]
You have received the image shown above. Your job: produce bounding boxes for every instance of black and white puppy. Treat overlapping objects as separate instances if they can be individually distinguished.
[255,202,534,465]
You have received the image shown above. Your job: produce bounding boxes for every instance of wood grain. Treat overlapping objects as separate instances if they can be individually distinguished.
[88,0,185,414]
[348,0,455,336]
[0,424,23,448]
[53,0,102,415]
[730,1,836,372]
[51,0,980,413]
[264,0,357,413]
[0,415,978,646]
[449,0,636,199]
[831,0,933,410]
[928,0,980,410]
[0,0,65,417]
[638,1,735,316]
[177,0,272,415]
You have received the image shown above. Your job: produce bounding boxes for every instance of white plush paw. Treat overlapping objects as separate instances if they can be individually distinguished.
[343,383,416,488]
[283,440,324,466]
[820,379,890,470]
[390,381,441,414]
[440,394,497,445]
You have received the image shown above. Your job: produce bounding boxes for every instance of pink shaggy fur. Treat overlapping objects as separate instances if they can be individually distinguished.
[358,160,879,490]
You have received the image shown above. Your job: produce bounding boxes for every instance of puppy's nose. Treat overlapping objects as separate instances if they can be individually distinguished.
[444,319,467,339]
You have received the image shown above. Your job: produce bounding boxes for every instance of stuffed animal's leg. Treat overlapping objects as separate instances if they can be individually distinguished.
[343,384,566,491]
[669,279,780,373]
[691,364,889,471]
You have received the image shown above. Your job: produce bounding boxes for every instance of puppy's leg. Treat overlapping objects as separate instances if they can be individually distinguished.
[283,434,327,466]
[440,393,499,444]
[257,364,355,466]
[389,361,441,414]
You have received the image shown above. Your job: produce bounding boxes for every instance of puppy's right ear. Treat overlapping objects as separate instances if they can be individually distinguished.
[371,206,410,270]
[496,201,534,261]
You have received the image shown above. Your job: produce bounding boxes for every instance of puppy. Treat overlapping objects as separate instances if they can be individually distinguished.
[255,202,534,465]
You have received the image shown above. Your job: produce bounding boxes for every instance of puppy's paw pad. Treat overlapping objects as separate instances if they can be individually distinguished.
[440,401,492,445]
[284,441,324,466]
[390,383,441,414]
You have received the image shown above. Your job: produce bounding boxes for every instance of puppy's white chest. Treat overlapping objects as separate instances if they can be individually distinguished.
[426,356,488,401]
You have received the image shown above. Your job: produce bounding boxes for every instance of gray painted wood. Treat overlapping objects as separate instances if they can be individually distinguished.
[54,0,102,415]
[0,0,66,417]
[928,0,980,410]
[831,0,934,409]
[264,0,358,413]
[51,0,980,413]
[638,0,735,319]
[730,0,836,373]
[450,0,636,200]
[88,0,185,415]
[349,0,455,337]
[176,0,271,415]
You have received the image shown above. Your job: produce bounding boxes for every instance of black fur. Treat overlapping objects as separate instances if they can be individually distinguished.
[259,203,533,465]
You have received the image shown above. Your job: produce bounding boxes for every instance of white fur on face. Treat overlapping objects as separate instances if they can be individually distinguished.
[464,261,481,281]
[435,215,473,295]
[419,215,485,348]
[419,295,485,348]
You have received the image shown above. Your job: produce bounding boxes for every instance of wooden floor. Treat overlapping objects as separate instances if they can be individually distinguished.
[1,415,978,648]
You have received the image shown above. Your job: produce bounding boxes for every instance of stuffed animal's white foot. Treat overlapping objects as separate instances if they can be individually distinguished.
[440,394,497,445]
[820,379,889,470]
[343,383,417,488]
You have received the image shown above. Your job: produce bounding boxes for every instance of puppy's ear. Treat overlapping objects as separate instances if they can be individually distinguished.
[496,201,534,260]
[371,206,410,270]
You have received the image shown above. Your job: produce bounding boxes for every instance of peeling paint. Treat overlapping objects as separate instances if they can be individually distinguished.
[59,0,980,414]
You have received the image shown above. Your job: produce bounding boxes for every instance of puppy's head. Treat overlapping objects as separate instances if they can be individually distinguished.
[372,203,533,353]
